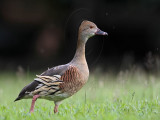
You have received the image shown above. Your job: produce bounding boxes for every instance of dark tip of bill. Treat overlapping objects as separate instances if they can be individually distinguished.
[104,32,108,36]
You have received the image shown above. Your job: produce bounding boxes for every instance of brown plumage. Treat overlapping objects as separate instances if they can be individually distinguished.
[15,20,108,113]
[60,65,83,96]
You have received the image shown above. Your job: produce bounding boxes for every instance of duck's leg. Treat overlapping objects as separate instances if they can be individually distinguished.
[30,95,40,113]
[54,101,61,114]
[54,104,59,113]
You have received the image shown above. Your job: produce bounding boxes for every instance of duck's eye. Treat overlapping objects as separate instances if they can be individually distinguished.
[90,26,94,29]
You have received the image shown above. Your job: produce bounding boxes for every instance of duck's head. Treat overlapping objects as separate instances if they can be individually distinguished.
[78,20,108,42]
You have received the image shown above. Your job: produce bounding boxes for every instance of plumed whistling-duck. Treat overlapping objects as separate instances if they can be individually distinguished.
[15,20,108,113]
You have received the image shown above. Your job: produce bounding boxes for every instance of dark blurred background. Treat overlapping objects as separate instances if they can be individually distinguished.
[0,0,160,73]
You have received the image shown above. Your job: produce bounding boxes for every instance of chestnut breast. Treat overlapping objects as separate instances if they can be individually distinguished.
[59,65,89,96]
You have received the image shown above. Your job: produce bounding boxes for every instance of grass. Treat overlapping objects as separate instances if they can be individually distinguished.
[0,70,160,120]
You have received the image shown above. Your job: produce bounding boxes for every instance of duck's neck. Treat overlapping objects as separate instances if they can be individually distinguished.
[71,36,87,65]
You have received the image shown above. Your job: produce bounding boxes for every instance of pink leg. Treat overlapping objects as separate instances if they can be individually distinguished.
[30,95,40,113]
[54,104,59,114]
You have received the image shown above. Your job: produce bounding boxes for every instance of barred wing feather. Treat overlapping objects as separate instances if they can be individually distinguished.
[32,75,63,96]
[14,74,64,101]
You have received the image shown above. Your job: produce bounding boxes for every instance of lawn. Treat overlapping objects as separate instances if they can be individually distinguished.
[0,70,160,120]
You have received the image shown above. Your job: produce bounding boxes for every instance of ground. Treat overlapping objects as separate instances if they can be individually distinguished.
[0,70,160,120]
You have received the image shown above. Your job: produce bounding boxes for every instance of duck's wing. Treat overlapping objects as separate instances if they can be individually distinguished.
[14,64,70,101]
[40,64,69,76]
